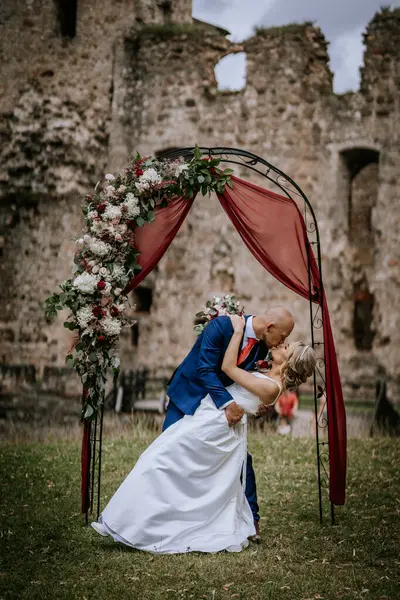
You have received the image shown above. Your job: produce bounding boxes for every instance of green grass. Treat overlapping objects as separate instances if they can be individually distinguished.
[254,22,314,38]
[1,432,399,600]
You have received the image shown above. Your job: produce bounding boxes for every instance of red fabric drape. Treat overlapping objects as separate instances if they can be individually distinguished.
[124,195,196,293]
[217,175,346,505]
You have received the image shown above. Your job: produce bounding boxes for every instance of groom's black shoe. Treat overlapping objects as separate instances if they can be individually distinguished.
[248,521,261,544]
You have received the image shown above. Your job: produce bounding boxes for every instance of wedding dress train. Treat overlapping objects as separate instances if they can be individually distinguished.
[92,373,280,554]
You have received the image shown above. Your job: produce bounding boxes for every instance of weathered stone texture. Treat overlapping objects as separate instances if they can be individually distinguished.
[0,2,399,403]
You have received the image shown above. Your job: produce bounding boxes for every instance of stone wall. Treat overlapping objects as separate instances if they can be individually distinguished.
[0,2,399,404]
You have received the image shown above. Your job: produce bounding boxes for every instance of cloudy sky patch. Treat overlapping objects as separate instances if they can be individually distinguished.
[193,0,400,93]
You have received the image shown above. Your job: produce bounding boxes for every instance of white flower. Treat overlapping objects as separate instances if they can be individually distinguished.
[88,239,111,257]
[103,204,121,221]
[77,306,94,328]
[115,233,122,242]
[77,238,84,244]
[140,168,161,184]
[91,221,108,235]
[105,185,116,197]
[92,265,100,274]
[100,282,112,295]
[114,288,122,296]
[83,234,91,242]
[99,267,108,277]
[126,205,140,217]
[117,185,127,193]
[73,272,99,294]
[88,260,97,267]
[105,174,115,181]
[175,163,189,178]
[124,194,141,217]
[88,210,98,220]
[102,316,122,336]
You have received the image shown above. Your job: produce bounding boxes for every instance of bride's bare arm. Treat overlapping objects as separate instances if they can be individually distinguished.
[221,316,278,405]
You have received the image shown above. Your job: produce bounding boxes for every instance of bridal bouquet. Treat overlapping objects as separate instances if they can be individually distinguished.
[45,146,233,420]
[194,294,245,336]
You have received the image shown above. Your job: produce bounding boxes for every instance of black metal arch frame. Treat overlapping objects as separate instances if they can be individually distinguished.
[86,147,333,526]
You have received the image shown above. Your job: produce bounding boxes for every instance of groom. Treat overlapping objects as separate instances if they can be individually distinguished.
[164,306,295,539]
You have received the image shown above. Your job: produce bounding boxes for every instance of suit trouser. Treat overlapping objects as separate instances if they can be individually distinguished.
[162,399,260,522]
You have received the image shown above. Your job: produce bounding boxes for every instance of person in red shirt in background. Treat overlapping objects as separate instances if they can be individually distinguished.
[275,390,299,435]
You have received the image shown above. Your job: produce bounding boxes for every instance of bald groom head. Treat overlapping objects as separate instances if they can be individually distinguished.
[253,307,295,348]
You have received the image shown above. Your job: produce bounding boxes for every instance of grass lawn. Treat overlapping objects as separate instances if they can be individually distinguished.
[0,428,399,600]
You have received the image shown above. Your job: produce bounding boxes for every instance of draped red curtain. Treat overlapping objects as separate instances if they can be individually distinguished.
[217,176,346,505]
[82,174,347,512]
[125,195,196,294]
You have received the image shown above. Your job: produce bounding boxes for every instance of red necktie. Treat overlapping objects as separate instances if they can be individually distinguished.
[237,338,258,365]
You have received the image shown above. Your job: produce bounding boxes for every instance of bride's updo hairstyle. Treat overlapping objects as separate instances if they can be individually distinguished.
[280,342,316,392]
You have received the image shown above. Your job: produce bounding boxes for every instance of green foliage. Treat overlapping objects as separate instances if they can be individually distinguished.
[254,21,314,37]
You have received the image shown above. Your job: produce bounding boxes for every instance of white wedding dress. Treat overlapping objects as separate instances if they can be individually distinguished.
[92,373,281,554]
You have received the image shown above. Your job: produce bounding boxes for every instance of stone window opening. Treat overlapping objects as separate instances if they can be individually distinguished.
[56,0,77,38]
[340,148,380,236]
[353,280,375,351]
[158,0,173,23]
[215,52,247,93]
[339,148,379,352]
[131,322,139,347]
[132,286,153,314]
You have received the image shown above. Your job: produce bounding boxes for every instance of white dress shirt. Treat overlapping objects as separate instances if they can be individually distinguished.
[220,315,258,410]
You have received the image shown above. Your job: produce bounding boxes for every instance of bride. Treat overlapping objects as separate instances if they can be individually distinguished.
[91,315,316,554]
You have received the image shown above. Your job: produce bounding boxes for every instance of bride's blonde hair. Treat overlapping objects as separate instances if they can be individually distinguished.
[280,342,316,391]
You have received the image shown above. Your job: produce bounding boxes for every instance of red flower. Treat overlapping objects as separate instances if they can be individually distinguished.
[127,219,135,230]
[111,306,119,316]
[255,359,271,371]
[97,202,106,213]
[135,168,144,177]
[201,156,212,161]
[92,306,104,317]
[97,280,106,290]
[83,388,89,398]
[97,335,105,342]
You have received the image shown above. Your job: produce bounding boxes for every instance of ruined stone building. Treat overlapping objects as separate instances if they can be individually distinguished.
[0,1,399,404]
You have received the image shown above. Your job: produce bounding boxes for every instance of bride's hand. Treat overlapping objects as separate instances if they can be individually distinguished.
[230,315,245,333]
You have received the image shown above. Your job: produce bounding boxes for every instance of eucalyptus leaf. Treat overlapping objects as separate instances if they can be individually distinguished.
[84,404,94,419]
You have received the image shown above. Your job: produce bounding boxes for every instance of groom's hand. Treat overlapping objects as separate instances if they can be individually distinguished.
[255,403,275,418]
[225,402,245,426]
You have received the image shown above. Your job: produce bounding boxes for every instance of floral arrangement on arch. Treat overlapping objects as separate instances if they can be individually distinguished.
[194,294,245,336]
[45,146,233,419]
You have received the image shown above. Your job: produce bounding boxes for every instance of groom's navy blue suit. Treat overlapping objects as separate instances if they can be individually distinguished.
[163,315,268,522]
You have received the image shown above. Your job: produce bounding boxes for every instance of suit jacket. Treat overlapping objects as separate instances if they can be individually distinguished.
[168,315,268,415]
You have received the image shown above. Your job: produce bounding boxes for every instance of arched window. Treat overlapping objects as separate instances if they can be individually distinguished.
[339,148,379,351]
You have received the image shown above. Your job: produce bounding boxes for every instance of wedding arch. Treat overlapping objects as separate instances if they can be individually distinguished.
[46,146,346,525]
